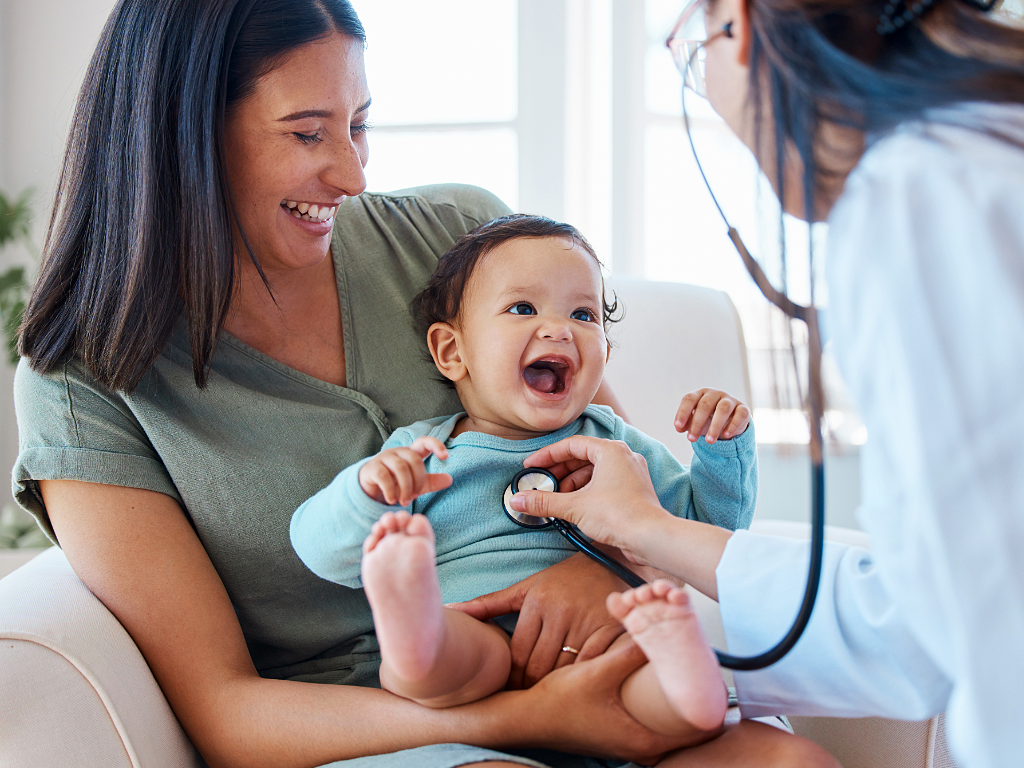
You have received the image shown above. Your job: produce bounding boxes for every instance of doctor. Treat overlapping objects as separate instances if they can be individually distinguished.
[498,0,1024,766]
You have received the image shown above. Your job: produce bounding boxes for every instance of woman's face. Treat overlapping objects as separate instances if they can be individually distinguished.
[701,0,755,152]
[224,31,370,275]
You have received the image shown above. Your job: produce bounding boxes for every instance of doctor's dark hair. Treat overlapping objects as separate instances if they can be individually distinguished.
[412,214,621,342]
[18,0,365,392]
[743,0,1024,232]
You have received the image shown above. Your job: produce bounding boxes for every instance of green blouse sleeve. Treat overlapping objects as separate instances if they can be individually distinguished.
[12,358,181,542]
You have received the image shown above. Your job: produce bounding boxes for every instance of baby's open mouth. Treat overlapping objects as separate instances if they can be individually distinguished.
[522,358,570,395]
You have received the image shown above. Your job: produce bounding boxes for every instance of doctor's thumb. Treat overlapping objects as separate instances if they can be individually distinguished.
[511,489,568,522]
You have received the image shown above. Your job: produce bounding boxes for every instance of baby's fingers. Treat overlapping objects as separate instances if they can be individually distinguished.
[379,449,426,505]
[361,461,401,505]
[408,436,450,461]
[674,389,706,434]
[685,391,722,442]
[421,473,453,495]
[721,404,751,440]
[705,396,738,444]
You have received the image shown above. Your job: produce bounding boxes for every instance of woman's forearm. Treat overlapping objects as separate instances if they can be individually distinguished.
[205,674,530,768]
[629,510,732,600]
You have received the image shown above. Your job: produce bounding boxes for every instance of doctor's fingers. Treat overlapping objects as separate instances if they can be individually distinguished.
[557,464,594,493]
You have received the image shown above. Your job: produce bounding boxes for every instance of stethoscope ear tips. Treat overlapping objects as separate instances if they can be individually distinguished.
[503,468,559,528]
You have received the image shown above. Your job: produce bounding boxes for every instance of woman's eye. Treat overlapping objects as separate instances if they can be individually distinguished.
[294,132,322,145]
[571,308,596,322]
[351,121,373,136]
[508,303,536,316]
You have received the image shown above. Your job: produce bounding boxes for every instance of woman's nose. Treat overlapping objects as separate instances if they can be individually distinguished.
[321,135,368,196]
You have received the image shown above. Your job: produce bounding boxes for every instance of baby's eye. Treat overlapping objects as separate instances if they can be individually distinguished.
[508,302,536,316]
[571,308,597,322]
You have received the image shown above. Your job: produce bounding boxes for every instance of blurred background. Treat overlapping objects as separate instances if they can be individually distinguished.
[2,0,1020,533]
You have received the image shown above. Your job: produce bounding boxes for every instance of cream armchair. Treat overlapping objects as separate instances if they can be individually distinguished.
[0,278,953,768]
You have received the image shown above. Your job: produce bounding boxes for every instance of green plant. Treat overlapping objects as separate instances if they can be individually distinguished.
[0,189,34,366]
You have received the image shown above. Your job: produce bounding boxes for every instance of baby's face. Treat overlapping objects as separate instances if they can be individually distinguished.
[448,236,608,438]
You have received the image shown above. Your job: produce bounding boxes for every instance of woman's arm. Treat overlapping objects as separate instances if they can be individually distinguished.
[42,479,686,768]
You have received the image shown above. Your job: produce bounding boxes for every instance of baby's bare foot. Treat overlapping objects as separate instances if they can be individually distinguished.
[362,512,444,683]
[608,580,727,732]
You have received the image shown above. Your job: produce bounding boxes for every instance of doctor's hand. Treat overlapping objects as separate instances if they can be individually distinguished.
[513,436,675,567]
[448,552,628,689]
[358,437,452,506]
[675,388,751,444]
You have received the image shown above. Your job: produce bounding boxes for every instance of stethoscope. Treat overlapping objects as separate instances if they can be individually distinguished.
[498,45,827,671]
[503,468,648,589]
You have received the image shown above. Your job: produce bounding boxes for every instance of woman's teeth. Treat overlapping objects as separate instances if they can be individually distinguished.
[282,200,337,222]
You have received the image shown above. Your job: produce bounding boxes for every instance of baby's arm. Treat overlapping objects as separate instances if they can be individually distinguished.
[289,427,450,587]
[619,392,757,531]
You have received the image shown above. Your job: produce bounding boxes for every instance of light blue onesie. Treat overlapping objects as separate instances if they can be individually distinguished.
[291,404,757,604]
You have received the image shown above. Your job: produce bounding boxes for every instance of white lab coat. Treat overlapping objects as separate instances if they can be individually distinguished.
[716,103,1024,768]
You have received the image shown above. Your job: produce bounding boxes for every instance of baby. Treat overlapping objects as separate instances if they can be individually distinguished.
[290,214,757,742]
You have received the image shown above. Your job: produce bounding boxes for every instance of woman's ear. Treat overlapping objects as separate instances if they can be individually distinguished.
[427,322,467,382]
[716,0,752,67]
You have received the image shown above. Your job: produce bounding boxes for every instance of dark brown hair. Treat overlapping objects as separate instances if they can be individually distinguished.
[19,0,365,391]
[412,214,621,343]
[746,0,1024,250]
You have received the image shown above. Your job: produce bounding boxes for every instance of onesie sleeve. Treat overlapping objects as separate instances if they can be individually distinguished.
[289,424,424,588]
[620,421,757,531]
[12,358,182,543]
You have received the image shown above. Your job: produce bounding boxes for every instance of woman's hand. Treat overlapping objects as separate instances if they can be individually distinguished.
[503,637,684,764]
[511,436,673,564]
[675,388,751,444]
[449,552,627,688]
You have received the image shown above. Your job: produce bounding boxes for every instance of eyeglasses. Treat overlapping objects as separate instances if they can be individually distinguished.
[665,0,733,97]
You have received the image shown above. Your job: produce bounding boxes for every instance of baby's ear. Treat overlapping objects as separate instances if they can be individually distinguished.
[427,322,467,382]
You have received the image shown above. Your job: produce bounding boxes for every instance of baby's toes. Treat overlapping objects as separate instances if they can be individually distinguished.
[606,589,636,621]
[405,513,436,542]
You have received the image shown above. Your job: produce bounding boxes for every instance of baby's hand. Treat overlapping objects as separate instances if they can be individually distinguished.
[358,436,453,506]
[674,388,751,444]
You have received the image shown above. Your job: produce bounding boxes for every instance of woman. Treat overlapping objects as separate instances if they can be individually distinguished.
[12,1,835,767]
[498,1,1024,767]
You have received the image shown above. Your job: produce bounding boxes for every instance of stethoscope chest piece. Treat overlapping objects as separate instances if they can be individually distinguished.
[503,468,558,528]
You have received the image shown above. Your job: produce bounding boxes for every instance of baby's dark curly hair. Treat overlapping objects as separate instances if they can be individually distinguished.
[412,214,621,343]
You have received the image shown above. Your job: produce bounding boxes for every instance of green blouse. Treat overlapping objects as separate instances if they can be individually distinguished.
[12,184,510,686]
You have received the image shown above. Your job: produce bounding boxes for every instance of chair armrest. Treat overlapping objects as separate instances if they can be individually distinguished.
[0,547,204,768]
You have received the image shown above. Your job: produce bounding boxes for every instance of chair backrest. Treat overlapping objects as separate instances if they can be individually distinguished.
[603,278,751,464]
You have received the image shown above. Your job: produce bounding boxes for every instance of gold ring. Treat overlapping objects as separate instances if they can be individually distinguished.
[561,645,580,655]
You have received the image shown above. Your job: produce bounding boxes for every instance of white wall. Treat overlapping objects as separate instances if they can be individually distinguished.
[0,0,116,513]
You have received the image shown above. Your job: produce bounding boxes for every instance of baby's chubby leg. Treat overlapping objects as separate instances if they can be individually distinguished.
[361,511,511,708]
[610,580,728,739]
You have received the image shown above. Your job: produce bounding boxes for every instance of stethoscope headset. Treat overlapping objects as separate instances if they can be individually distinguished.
[502,29,826,673]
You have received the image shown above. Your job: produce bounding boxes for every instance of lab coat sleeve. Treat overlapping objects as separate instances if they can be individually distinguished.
[717,531,951,719]
[289,427,421,588]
